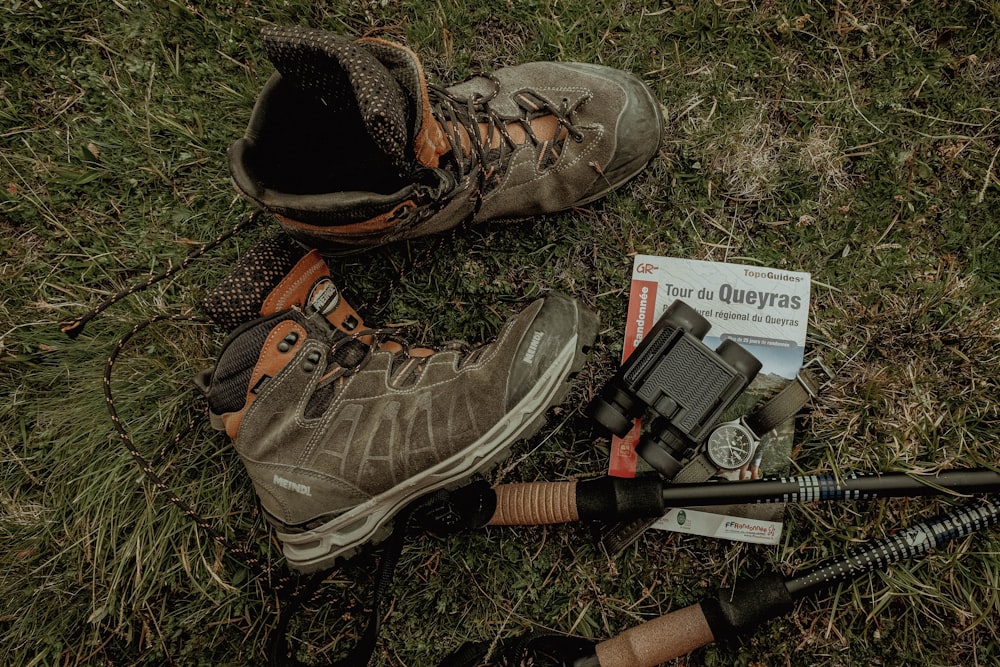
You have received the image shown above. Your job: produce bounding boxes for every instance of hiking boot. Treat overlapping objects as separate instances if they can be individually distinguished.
[196,235,598,572]
[228,25,664,251]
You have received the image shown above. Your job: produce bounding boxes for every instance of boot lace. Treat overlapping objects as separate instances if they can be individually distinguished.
[327,325,485,388]
[428,76,586,202]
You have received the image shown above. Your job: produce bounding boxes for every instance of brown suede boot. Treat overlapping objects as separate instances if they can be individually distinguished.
[228,25,663,251]
[196,235,598,571]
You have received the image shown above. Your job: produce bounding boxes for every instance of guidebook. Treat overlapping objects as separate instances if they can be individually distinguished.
[608,255,811,544]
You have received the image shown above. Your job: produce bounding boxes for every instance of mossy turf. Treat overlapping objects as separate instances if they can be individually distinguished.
[2,2,998,665]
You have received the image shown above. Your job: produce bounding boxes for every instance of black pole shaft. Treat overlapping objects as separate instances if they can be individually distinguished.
[784,496,1000,598]
[582,497,1000,667]
[659,469,1000,507]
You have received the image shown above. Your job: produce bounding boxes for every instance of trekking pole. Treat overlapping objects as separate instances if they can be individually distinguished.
[485,468,1000,525]
[570,496,1000,667]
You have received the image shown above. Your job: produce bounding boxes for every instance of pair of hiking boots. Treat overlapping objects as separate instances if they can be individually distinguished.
[197,25,664,572]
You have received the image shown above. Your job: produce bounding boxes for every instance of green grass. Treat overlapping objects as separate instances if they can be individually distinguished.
[2,1,999,665]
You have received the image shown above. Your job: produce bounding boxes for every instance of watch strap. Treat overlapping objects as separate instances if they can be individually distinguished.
[744,369,819,437]
[673,453,719,483]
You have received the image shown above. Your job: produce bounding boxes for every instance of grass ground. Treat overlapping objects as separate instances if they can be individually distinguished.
[2,1,999,665]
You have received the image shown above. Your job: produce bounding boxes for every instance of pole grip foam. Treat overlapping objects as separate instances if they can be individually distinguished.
[487,481,580,525]
[593,603,715,667]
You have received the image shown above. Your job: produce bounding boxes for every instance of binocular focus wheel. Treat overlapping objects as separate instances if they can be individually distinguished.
[716,339,763,380]
[590,396,633,437]
[661,300,710,339]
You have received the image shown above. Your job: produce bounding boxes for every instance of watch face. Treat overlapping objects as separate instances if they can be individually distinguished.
[706,423,757,469]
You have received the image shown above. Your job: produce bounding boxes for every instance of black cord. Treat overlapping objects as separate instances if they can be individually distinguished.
[62,211,262,338]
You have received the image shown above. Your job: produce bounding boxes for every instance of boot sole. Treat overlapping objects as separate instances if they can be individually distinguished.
[275,299,599,572]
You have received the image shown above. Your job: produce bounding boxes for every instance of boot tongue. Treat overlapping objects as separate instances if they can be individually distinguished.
[202,234,306,332]
[261,25,417,176]
[262,248,370,338]
[356,37,451,168]
[202,234,369,340]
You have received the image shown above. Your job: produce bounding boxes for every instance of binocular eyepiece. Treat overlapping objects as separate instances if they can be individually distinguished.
[588,300,762,477]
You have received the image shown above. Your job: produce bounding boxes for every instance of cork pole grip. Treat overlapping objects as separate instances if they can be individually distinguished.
[593,603,715,667]
[487,481,580,525]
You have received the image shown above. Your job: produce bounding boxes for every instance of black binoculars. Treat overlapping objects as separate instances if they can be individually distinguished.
[588,300,762,477]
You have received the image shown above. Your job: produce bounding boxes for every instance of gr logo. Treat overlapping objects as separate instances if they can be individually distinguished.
[636,262,657,274]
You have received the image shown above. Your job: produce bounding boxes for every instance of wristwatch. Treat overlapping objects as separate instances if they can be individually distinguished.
[677,369,820,482]
[706,369,819,472]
